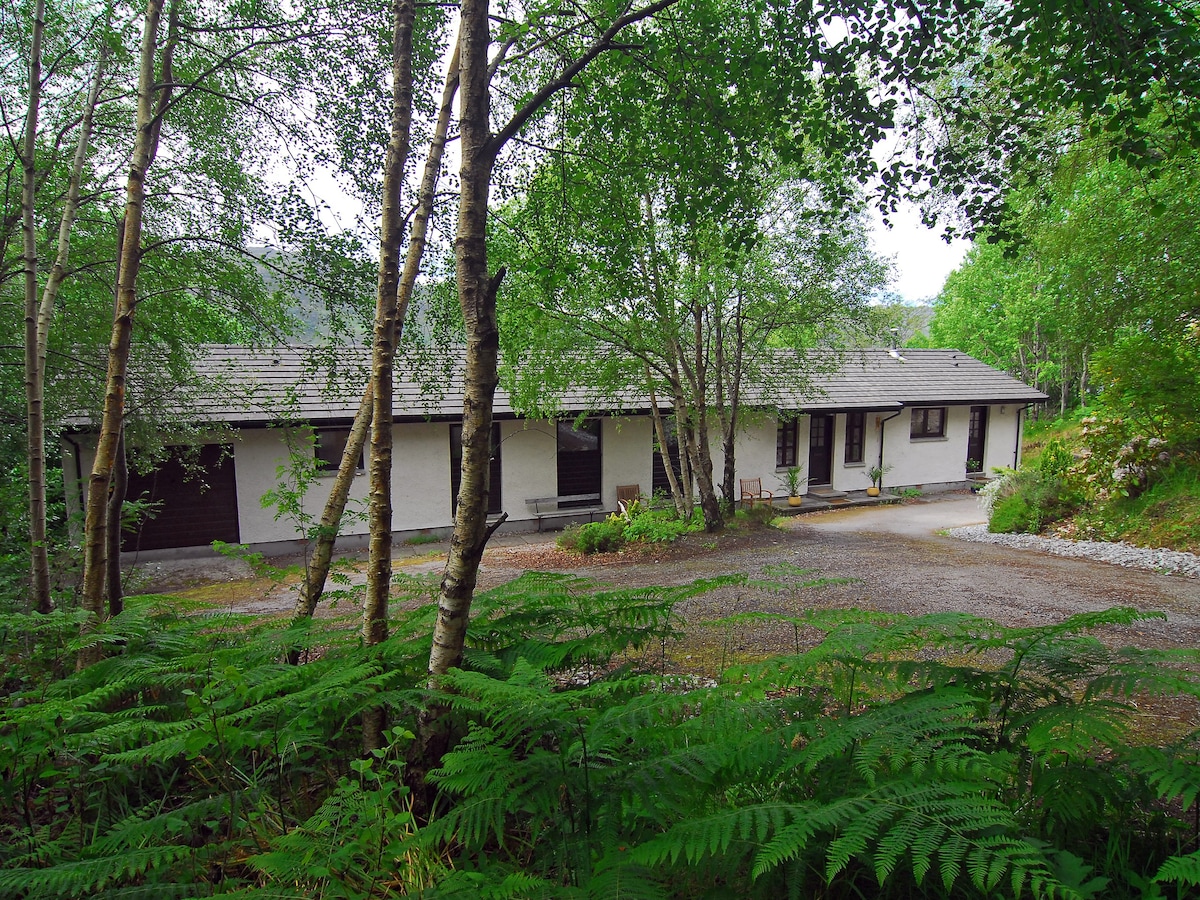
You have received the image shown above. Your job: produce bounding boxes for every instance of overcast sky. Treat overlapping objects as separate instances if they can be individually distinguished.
[308,171,973,308]
[869,203,971,306]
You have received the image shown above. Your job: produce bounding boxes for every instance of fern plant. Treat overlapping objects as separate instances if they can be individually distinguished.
[4,567,1200,900]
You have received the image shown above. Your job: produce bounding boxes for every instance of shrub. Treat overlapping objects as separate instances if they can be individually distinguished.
[736,502,778,526]
[1079,416,1178,501]
[623,509,699,543]
[559,519,627,554]
[987,467,1081,534]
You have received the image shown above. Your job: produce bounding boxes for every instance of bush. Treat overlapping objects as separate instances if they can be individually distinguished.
[987,467,1081,535]
[557,519,626,554]
[623,509,699,544]
[1079,416,1178,501]
[735,503,778,526]
[558,506,702,554]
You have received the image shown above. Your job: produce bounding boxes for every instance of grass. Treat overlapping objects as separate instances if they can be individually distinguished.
[403,533,444,546]
[1021,408,1089,467]
[1075,463,1200,553]
[1018,410,1200,553]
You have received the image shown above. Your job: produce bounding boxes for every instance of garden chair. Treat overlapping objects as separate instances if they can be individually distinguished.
[616,484,642,514]
[740,477,774,509]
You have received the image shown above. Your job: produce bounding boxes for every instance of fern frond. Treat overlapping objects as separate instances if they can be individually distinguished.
[1125,742,1200,811]
[632,803,804,868]
[1155,849,1200,887]
[586,857,669,900]
[0,845,195,898]
[1021,699,1133,758]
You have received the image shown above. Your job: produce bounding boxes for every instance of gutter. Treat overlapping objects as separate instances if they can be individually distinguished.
[877,409,903,473]
[1013,403,1033,469]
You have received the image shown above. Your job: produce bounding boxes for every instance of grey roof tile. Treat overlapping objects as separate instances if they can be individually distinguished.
[68,344,1048,427]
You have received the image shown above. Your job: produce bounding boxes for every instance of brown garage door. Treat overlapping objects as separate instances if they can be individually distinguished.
[122,444,240,552]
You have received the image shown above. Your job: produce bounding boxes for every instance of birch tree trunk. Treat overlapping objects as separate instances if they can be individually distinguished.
[26,42,108,617]
[428,0,504,681]
[645,371,687,517]
[417,0,682,781]
[293,36,459,633]
[21,0,46,613]
[673,318,722,530]
[717,295,744,510]
[79,0,175,668]
[105,430,127,617]
[361,0,418,752]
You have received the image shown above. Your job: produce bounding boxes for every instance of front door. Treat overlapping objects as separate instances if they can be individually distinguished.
[808,414,834,485]
[967,406,988,473]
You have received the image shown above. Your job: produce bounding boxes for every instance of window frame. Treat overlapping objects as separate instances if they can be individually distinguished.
[909,407,947,440]
[776,417,799,469]
[314,428,364,475]
[844,411,865,464]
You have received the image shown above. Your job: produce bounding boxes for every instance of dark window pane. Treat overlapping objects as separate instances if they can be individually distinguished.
[558,419,602,504]
[776,419,797,468]
[315,429,362,471]
[557,419,600,452]
[910,407,946,439]
[845,412,865,464]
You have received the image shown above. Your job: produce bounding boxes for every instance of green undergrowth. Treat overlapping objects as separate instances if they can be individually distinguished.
[1072,464,1200,551]
[558,499,704,554]
[2,568,1200,899]
[988,414,1200,552]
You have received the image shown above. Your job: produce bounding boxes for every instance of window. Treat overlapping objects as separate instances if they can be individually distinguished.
[557,419,602,506]
[910,407,946,439]
[776,418,798,468]
[844,412,865,464]
[315,429,363,474]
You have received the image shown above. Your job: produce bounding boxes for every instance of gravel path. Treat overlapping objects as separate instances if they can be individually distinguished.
[141,494,1200,657]
[948,525,1200,578]
[480,495,1200,656]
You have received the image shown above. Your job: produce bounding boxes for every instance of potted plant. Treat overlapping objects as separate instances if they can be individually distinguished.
[865,463,891,496]
[778,465,805,506]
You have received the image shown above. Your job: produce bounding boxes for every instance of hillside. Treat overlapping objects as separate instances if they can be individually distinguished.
[1020,413,1200,554]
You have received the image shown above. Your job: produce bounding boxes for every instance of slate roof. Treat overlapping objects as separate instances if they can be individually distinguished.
[774,348,1048,411]
[67,344,1047,428]
[154,345,649,425]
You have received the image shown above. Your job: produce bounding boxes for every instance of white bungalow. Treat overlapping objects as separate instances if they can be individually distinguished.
[61,346,1047,555]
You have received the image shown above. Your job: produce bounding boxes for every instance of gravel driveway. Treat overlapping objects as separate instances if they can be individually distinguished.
[481,494,1200,655]
[142,493,1200,656]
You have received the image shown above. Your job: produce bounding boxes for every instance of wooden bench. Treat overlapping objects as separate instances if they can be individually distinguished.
[525,493,606,531]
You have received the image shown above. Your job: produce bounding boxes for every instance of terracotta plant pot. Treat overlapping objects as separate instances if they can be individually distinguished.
[866,486,881,497]
[788,495,802,507]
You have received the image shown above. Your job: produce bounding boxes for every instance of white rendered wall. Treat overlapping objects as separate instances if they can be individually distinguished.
[233,427,368,544]
[75,402,1032,554]
[602,416,653,508]
[392,421,455,530]
[873,407,964,487]
[498,420,559,522]
[982,404,1024,473]
[828,413,878,494]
